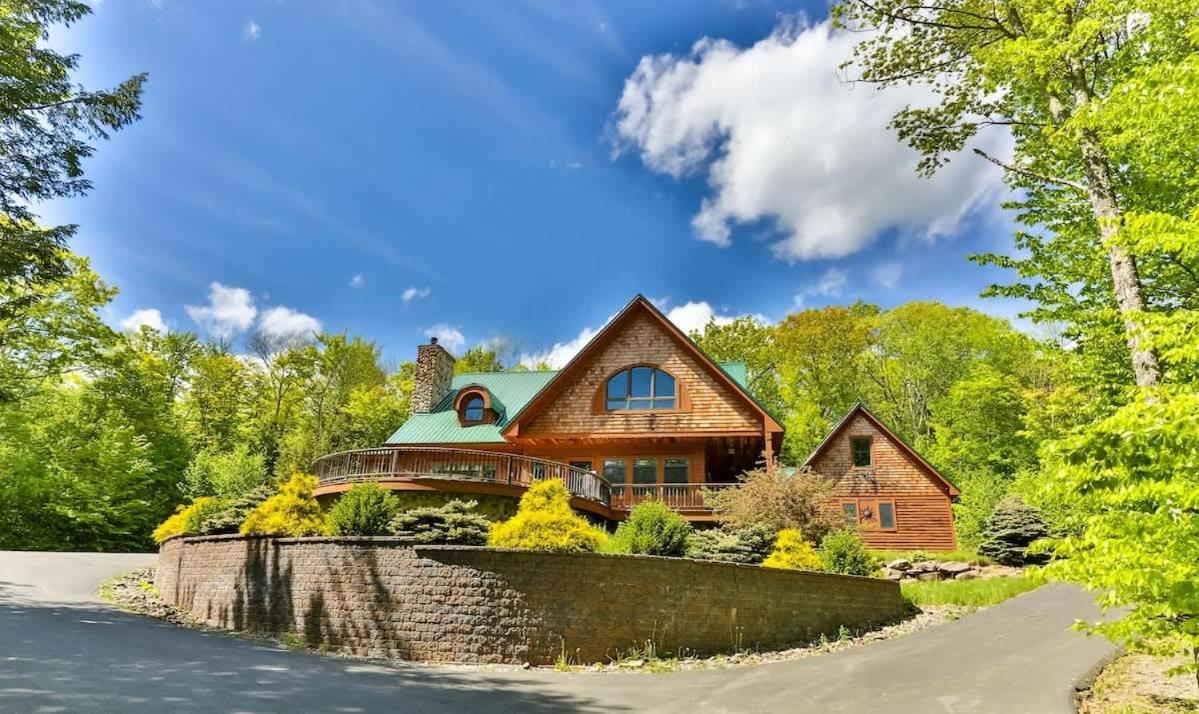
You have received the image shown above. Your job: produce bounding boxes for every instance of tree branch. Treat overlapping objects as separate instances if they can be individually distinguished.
[972,148,1090,194]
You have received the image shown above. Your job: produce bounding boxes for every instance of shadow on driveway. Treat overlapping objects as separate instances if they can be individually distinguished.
[0,597,617,714]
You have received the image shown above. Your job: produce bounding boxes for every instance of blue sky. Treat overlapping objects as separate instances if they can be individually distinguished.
[47,0,1027,366]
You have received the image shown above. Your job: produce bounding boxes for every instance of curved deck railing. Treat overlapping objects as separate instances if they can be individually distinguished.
[311,447,612,507]
[310,447,738,513]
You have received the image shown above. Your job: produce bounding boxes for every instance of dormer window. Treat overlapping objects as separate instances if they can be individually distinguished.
[606,366,676,411]
[463,395,485,423]
[454,386,499,426]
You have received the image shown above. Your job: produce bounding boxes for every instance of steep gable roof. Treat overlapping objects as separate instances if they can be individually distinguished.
[501,295,783,438]
[803,403,960,497]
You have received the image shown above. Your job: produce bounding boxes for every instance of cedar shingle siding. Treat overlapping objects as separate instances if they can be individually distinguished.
[522,311,762,436]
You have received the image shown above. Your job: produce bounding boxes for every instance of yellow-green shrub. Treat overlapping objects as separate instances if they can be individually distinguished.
[240,471,326,537]
[489,479,607,552]
[152,497,219,544]
[762,529,824,571]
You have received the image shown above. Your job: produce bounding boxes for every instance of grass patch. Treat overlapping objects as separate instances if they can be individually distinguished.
[901,573,1043,608]
[873,549,990,565]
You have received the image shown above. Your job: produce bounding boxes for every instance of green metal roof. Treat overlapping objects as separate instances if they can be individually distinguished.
[720,361,748,389]
[386,361,752,444]
[386,370,559,444]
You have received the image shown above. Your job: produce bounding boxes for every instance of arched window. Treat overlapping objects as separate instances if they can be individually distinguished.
[463,395,485,423]
[606,366,676,410]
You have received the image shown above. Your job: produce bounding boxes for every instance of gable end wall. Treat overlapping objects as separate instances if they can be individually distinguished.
[810,414,957,551]
[522,312,761,436]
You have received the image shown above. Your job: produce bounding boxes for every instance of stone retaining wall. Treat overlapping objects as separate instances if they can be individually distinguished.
[156,535,904,665]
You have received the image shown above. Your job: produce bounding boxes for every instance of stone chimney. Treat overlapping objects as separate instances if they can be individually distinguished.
[412,337,456,413]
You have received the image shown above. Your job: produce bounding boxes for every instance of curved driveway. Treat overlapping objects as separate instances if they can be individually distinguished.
[1,551,1116,713]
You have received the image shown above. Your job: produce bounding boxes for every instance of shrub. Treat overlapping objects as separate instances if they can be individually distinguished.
[705,464,836,542]
[762,529,824,571]
[820,529,875,576]
[605,501,692,556]
[489,480,607,552]
[152,497,219,544]
[978,496,1050,566]
[685,524,774,564]
[389,492,517,521]
[181,445,269,500]
[240,471,326,537]
[390,499,491,545]
[326,482,400,536]
[193,485,275,535]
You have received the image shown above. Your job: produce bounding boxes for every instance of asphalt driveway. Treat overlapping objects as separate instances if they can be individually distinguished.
[0,550,1117,713]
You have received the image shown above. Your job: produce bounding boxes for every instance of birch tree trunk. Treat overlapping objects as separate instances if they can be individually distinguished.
[1068,66,1162,386]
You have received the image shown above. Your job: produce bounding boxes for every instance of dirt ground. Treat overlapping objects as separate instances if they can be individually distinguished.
[1079,653,1199,714]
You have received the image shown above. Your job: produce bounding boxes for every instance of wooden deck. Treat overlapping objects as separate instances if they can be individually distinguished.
[310,447,733,520]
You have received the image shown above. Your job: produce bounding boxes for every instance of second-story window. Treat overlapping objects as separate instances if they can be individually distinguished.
[605,366,676,410]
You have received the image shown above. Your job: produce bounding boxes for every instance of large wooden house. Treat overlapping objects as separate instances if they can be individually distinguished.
[312,295,959,550]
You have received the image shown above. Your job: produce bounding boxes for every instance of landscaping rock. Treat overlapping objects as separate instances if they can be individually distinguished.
[913,561,939,573]
[938,561,973,576]
[954,570,981,580]
[882,568,904,581]
[887,559,912,572]
[917,572,941,581]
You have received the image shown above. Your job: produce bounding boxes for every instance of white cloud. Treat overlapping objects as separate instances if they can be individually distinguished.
[520,300,767,369]
[186,283,258,338]
[120,308,167,333]
[258,306,321,339]
[794,267,848,306]
[245,19,261,40]
[520,325,604,369]
[664,300,768,335]
[349,274,366,288]
[612,19,1007,262]
[425,324,466,353]
[871,262,904,290]
[402,286,431,304]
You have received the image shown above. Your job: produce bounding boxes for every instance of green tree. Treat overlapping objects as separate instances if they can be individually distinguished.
[182,343,255,452]
[773,306,870,459]
[834,0,1199,387]
[0,254,115,401]
[691,315,784,417]
[0,1,145,317]
[454,346,504,374]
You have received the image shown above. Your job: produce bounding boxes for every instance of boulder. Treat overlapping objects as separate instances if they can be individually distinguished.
[954,570,981,580]
[917,572,941,581]
[886,559,912,572]
[882,568,904,581]
[938,561,973,576]
[912,561,939,573]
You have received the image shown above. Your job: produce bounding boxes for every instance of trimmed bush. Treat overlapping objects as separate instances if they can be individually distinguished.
[388,492,517,521]
[489,480,607,552]
[194,485,275,535]
[240,471,326,537]
[605,500,692,556]
[390,499,491,545]
[819,529,875,576]
[762,529,824,571]
[685,525,774,564]
[327,482,400,536]
[978,496,1050,566]
[152,498,218,544]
